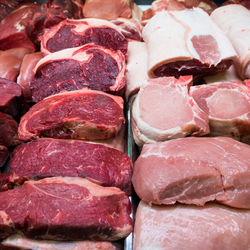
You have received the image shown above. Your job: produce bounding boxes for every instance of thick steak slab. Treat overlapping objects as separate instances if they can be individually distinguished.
[0,177,132,241]
[132,137,250,208]
[18,89,124,141]
[30,44,126,102]
[1,138,132,194]
[134,201,250,250]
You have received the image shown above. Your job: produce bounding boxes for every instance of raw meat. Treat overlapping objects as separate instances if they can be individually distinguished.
[132,76,209,146]
[143,8,236,78]
[190,81,250,143]
[211,5,250,79]
[0,3,38,51]
[222,0,250,9]
[111,18,142,41]
[132,137,250,208]
[0,177,132,241]
[18,89,124,141]
[30,44,126,102]
[2,235,119,250]
[0,78,22,117]
[0,48,32,82]
[41,18,127,56]
[1,138,132,194]
[17,52,43,100]
[134,201,250,250]
[0,112,19,147]
[82,0,133,20]
[0,145,8,168]
[126,41,148,99]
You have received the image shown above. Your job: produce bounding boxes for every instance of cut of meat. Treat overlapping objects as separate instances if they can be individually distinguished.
[0,48,32,82]
[132,137,250,208]
[18,89,124,142]
[190,81,250,143]
[0,177,132,241]
[0,112,19,147]
[132,76,209,146]
[0,3,38,51]
[2,235,119,250]
[17,52,43,101]
[0,145,8,168]
[222,0,250,10]
[1,138,132,194]
[211,5,250,79]
[41,18,127,56]
[0,78,22,117]
[134,201,250,250]
[30,44,126,102]
[143,8,236,78]
[111,18,142,41]
[126,41,148,99]
[82,0,133,20]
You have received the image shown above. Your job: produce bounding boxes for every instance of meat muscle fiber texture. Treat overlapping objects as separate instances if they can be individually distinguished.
[143,8,236,78]
[190,81,250,143]
[134,201,250,250]
[0,138,132,194]
[211,5,250,79]
[132,137,250,209]
[0,177,132,241]
[132,76,209,147]
[30,44,126,102]
[0,78,22,117]
[18,89,124,142]
[2,235,119,250]
[41,18,128,56]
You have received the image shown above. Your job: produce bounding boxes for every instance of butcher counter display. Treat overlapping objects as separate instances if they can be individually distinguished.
[0,0,249,249]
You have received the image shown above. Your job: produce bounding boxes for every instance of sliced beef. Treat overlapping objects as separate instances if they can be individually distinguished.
[211,5,250,79]
[0,3,38,51]
[0,145,8,168]
[143,8,236,79]
[41,18,127,56]
[0,177,132,241]
[0,78,22,117]
[190,81,250,143]
[132,76,209,147]
[111,18,142,41]
[126,41,148,100]
[2,235,119,250]
[1,138,132,194]
[17,52,43,101]
[18,89,124,142]
[0,112,19,147]
[132,137,250,209]
[134,201,250,250]
[0,48,32,82]
[82,0,133,20]
[30,44,126,102]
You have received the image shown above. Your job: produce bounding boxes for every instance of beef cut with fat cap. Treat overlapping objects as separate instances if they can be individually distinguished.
[211,5,250,79]
[132,137,250,209]
[41,18,128,56]
[0,177,132,241]
[30,44,126,102]
[190,81,250,143]
[0,138,132,194]
[134,201,250,250]
[143,8,236,78]
[2,234,119,250]
[82,0,133,20]
[0,145,8,168]
[0,78,22,117]
[132,76,209,147]
[18,89,124,142]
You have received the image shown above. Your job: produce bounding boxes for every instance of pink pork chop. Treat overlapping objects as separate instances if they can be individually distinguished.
[132,76,209,146]
[132,137,250,208]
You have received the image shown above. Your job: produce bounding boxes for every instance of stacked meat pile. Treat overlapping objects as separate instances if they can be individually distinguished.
[0,0,249,249]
